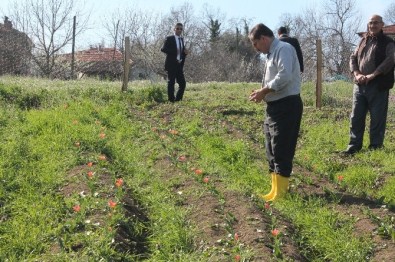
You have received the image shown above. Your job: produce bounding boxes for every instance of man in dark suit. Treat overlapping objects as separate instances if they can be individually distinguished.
[278,26,304,73]
[161,22,189,102]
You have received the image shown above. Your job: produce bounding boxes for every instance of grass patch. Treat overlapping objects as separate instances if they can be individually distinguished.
[0,76,394,260]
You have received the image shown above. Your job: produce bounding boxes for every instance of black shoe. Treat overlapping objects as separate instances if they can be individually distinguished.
[368,145,383,151]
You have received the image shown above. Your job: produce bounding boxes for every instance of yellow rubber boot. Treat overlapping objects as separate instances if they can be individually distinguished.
[259,172,277,201]
[266,174,289,202]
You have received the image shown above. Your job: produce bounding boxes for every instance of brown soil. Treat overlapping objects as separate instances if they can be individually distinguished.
[54,102,395,261]
[155,154,306,261]
[196,104,395,261]
[145,105,307,261]
[57,162,150,258]
[292,165,395,261]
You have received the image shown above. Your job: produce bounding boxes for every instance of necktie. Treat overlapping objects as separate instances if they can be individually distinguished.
[179,37,183,58]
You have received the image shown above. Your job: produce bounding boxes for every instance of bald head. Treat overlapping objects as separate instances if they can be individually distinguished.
[369,14,383,23]
[367,14,384,36]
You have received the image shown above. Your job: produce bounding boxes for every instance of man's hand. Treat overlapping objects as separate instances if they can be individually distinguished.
[365,72,377,84]
[354,72,367,85]
[354,71,378,85]
[249,87,271,103]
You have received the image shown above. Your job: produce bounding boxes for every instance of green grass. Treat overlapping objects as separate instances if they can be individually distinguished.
[0,76,394,260]
[276,196,372,261]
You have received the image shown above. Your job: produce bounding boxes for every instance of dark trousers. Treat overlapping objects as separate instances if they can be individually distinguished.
[264,95,303,177]
[167,63,186,102]
[348,83,389,151]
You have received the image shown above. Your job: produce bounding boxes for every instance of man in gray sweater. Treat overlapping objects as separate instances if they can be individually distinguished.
[249,23,303,201]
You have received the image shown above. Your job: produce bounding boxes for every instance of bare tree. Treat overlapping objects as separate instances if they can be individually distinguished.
[97,1,265,83]
[384,2,395,24]
[102,2,199,81]
[322,0,361,77]
[278,0,361,81]
[277,13,296,35]
[7,0,89,78]
[287,6,324,81]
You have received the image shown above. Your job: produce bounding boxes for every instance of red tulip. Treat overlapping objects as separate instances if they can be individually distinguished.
[235,254,241,261]
[203,177,209,183]
[271,229,280,237]
[87,162,93,167]
[87,171,94,179]
[115,178,124,187]
[73,205,81,212]
[108,200,117,208]
[194,169,203,175]
[234,233,239,241]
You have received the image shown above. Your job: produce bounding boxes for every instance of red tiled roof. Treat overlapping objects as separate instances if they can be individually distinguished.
[58,47,127,74]
[75,47,123,62]
[383,25,395,35]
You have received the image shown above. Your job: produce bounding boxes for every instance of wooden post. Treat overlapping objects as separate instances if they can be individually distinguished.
[71,16,76,79]
[316,39,322,109]
[122,37,131,92]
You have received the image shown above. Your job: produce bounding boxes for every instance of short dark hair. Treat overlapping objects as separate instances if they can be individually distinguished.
[278,26,288,35]
[249,23,274,40]
[175,22,183,28]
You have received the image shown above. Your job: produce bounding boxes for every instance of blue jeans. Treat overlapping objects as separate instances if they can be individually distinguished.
[347,83,389,151]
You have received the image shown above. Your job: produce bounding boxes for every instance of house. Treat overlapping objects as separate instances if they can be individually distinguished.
[383,24,395,39]
[70,46,127,80]
[0,16,33,75]
[69,46,166,81]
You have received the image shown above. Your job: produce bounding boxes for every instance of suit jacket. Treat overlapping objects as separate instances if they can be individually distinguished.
[279,35,304,73]
[161,35,187,71]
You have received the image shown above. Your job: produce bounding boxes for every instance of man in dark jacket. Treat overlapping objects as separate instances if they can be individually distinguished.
[278,26,304,73]
[343,14,395,154]
[161,22,189,102]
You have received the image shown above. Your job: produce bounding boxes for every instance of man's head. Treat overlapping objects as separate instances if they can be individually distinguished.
[278,26,288,36]
[249,23,274,54]
[174,23,183,36]
[368,15,384,36]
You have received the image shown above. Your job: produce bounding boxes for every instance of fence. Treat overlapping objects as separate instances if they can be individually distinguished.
[0,22,350,108]
[0,26,350,82]
[0,15,385,105]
